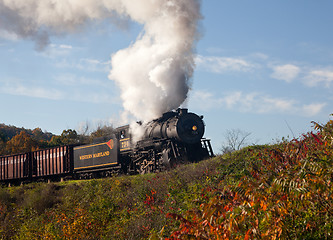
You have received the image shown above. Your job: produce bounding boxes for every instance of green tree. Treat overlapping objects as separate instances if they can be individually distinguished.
[49,129,80,146]
[89,125,114,142]
[31,128,50,149]
[32,127,44,141]
[0,131,6,142]
[0,132,6,155]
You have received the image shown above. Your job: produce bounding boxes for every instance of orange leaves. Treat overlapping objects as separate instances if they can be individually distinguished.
[63,210,89,238]
[260,201,267,211]
[5,131,39,154]
[168,117,333,239]
[38,208,101,240]
[244,229,251,240]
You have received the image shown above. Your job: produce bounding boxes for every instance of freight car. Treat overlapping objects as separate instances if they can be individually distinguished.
[0,146,73,183]
[0,109,213,184]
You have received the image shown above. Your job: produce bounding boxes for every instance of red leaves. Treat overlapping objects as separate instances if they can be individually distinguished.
[244,229,251,240]
[311,132,322,145]
[168,119,333,239]
[144,189,157,206]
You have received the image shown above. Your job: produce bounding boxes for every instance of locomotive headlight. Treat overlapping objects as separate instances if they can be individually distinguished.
[177,113,205,143]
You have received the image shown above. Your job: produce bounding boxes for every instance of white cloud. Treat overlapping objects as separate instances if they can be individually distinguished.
[305,69,333,87]
[222,92,297,114]
[271,64,300,82]
[54,58,110,72]
[38,44,73,58]
[302,103,327,116]
[0,30,19,41]
[196,53,333,91]
[0,82,115,103]
[190,90,218,109]
[76,58,110,72]
[195,55,255,73]
[258,96,296,113]
[1,84,64,100]
[251,52,269,60]
[0,77,115,103]
[59,44,72,49]
[54,74,108,86]
[223,91,242,108]
[189,90,325,117]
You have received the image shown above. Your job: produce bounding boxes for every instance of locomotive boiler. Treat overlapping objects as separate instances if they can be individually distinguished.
[143,108,204,144]
[127,108,213,174]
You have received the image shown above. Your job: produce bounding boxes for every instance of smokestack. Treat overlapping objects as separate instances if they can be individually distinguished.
[0,0,202,123]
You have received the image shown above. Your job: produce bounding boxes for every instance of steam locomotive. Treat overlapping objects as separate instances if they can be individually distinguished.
[0,109,213,183]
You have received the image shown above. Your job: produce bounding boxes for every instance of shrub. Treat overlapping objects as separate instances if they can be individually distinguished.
[167,121,333,239]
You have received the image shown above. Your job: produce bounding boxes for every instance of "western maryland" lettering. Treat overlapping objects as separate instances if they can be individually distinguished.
[79,151,110,160]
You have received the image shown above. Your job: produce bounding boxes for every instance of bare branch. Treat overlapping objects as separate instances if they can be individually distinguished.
[221,129,251,154]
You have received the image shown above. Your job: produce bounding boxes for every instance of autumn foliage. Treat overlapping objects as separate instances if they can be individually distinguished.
[0,125,82,155]
[167,119,333,239]
[0,125,54,155]
[0,124,114,155]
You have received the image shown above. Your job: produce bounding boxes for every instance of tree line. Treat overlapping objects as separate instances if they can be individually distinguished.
[0,124,114,156]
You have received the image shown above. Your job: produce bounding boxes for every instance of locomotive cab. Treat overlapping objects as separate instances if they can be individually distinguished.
[115,125,131,153]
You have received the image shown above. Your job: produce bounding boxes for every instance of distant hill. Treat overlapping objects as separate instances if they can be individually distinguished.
[0,123,54,142]
[0,123,114,155]
[0,124,56,155]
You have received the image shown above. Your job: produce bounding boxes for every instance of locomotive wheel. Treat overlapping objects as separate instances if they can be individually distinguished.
[139,159,155,174]
[139,159,149,174]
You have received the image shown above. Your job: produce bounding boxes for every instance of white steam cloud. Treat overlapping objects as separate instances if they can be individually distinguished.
[0,0,202,122]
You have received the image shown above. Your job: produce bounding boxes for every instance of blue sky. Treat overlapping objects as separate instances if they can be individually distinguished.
[1,0,333,152]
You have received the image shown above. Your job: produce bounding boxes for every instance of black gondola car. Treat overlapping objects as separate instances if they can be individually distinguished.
[73,135,119,177]
[0,153,30,182]
[0,146,73,183]
[32,146,73,179]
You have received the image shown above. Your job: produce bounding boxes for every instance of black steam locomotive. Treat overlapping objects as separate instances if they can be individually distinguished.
[0,109,213,183]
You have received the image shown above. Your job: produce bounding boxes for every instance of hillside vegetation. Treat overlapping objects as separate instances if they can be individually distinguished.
[0,119,332,239]
[0,124,114,155]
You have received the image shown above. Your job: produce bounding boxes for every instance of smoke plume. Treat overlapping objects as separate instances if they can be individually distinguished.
[0,0,202,122]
